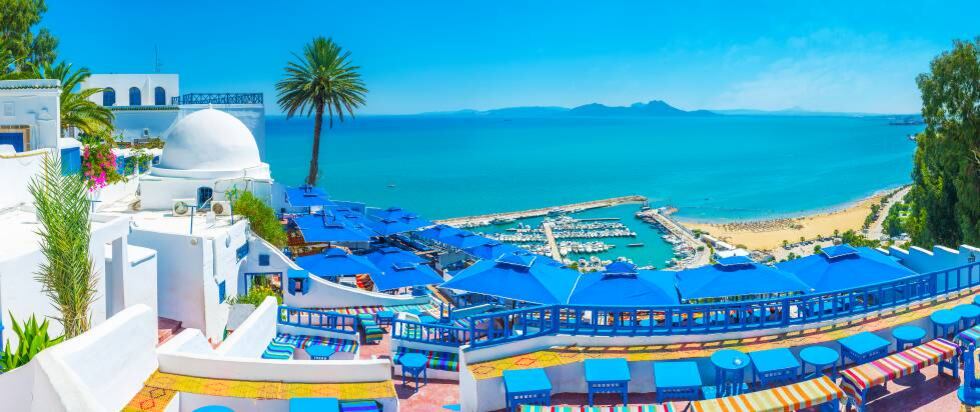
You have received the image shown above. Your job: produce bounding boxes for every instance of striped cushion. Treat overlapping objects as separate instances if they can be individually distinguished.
[262,341,294,359]
[520,405,674,412]
[273,333,359,353]
[691,375,841,412]
[839,338,958,406]
[394,347,459,371]
[341,400,382,412]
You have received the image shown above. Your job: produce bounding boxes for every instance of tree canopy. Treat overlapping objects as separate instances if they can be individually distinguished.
[907,38,980,248]
[0,0,57,77]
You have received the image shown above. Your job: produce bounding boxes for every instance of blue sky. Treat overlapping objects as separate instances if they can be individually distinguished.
[46,1,979,114]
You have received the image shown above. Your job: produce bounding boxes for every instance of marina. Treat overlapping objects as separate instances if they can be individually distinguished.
[434,195,647,228]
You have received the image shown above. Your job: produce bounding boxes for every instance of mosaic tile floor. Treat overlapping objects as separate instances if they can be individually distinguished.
[468,290,979,380]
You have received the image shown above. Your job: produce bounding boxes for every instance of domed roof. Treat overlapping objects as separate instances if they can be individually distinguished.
[157,108,262,171]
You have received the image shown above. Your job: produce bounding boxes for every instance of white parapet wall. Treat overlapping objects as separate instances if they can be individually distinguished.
[886,244,980,274]
[215,297,278,358]
[285,272,430,309]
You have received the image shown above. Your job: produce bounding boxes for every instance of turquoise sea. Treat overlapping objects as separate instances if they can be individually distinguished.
[264,115,921,266]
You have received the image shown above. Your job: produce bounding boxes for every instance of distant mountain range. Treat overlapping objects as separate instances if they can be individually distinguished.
[416,101,917,118]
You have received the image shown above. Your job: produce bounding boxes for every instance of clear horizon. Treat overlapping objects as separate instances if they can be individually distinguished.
[45,1,980,115]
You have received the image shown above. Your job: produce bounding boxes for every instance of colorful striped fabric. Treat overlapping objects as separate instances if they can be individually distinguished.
[690,376,842,412]
[262,341,295,359]
[273,333,360,353]
[358,314,385,343]
[315,303,436,315]
[340,400,382,412]
[958,325,980,348]
[394,346,460,371]
[520,405,675,412]
[839,338,959,406]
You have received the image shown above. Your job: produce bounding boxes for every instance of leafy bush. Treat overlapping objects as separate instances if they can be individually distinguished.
[0,314,64,371]
[226,284,281,306]
[123,148,155,175]
[230,190,287,248]
[840,229,880,248]
[80,132,125,190]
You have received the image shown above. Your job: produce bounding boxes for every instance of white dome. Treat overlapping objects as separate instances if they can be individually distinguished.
[157,109,262,171]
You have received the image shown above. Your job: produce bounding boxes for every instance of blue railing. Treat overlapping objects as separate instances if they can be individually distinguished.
[173,93,263,105]
[277,306,359,335]
[459,261,980,348]
[392,319,470,347]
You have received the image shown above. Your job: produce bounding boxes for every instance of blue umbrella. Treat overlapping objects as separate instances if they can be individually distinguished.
[369,206,409,220]
[415,224,465,242]
[568,262,679,306]
[367,217,415,237]
[442,231,491,249]
[397,213,434,231]
[369,261,445,292]
[294,248,380,278]
[465,241,523,260]
[776,244,918,293]
[364,247,426,268]
[291,213,374,243]
[676,256,809,301]
[440,252,580,304]
[284,185,335,208]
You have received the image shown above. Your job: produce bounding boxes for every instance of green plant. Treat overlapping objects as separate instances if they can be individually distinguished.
[277,36,367,186]
[226,284,281,306]
[29,154,98,338]
[229,189,287,248]
[33,61,114,135]
[123,148,154,175]
[0,313,64,371]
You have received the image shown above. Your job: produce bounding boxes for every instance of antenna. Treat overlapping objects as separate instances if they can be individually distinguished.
[154,45,163,73]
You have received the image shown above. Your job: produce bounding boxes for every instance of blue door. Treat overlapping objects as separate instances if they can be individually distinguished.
[197,187,213,208]
[0,132,25,152]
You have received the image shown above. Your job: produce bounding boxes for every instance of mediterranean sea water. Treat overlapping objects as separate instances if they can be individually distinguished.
[264,115,921,266]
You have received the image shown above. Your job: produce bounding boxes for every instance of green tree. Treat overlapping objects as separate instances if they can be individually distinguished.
[34,61,114,135]
[908,38,980,247]
[0,0,57,76]
[28,154,98,338]
[276,37,367,186]
[230,190,287,248]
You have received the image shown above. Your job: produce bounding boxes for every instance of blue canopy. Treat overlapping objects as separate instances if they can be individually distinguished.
[369,261,444,291]
[776,244,918,293]
[364,247,426,268]
[284,185,335,208]
[442,231,491,249]
[291,213,375,242]
[294,248,380,278]
[366,217,415,236]
[440,252,580,304]
[676,257,809,301]
[568,262,679,306]
[465,241,523,260]
[369,206,409,220]
[396,213,434,231]
[415,224,465,243]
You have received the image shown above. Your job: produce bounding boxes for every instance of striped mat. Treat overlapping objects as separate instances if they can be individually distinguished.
[520,405,674,412]
[274,333,360,353]
[690,375,842,412]
[958,325,980,348]
[262,341,295,360]
[839,338,958,406]
[394,346,460,371]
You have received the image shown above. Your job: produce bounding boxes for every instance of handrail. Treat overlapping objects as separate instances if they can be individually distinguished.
[458,261,980,348]
[174,93,263,105]
[277,305,359,335]
[392,318,470,347]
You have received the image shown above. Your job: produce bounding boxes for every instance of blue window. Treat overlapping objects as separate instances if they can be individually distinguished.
[197,187,213,208]
[154,87,166,105]
[236,243,250,261]
[0,131,26,152]
[259,254,270,266]
[128,87,141,106]
[102,87,116,106]
[60,147,81,175]
[217,281,226,303]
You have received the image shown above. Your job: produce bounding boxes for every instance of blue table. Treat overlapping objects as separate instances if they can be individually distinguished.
[193,407,234,412]
[837,332,889,368]
[799,346,840,379]
[399,352,428,391]
[653,361,702,403]
[289,397,340,412]
[306,344,336,360]
[748,348,800,388]
[584,358,631,406]
[931,309,962,339]
[892,325,926,351]
[503,368,552,412]
[376,310,395,327]
[710,349,750,396]
[954,304,980,329]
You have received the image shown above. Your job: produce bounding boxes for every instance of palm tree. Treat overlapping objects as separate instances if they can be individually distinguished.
[34,61,114,136]
[276,37,366,186]
[28,154,98,338]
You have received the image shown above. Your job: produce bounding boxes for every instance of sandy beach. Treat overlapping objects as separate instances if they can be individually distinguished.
[680,191,895,251]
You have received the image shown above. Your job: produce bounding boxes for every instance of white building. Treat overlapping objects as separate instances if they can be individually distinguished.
[82,73,179,107]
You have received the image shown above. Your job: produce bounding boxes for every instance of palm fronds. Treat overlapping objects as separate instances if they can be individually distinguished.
[34,61,114,135]
[28,154,98,338]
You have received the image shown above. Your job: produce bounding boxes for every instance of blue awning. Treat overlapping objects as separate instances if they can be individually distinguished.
[776,244,918,293]
[291,213,376,242]
[440,252,580,304]
[465,241,523,260]
[284,185,335,208]
[415,224,465,243]
[568,262,679,306]
[441,231,491,249]
[676,258,809,301]
[294,248,380,278]
[367,217,415,236]
[369,261,444,291]
[364,247,426,268]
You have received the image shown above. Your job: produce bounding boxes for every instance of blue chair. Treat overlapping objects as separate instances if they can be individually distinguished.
[892,325,926,351]
[958,348,980,407]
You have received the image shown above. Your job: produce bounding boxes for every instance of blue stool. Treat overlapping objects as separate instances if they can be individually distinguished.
[503,368,552,412]
[931,309,962,339]
[954,304,980,329]
[892,325,926,351]
[710,349,750,396]
[193,407,234,412]
[398,353,428,391]
[799,346,840,379]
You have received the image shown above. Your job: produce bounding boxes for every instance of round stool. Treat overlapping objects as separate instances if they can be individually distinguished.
[710,349,750,396]
[892,325,926,351]
[799,346,840,379]
[954,304,980,329]
[193,407,234,412]
[931,309,962,339]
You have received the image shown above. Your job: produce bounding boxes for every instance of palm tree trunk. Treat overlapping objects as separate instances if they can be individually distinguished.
[306,103,325,185]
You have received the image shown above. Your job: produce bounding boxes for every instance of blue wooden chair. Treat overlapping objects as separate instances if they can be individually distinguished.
[960,349,980,407]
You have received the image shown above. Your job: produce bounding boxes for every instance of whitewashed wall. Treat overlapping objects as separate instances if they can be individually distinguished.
[284,272,430,309]
[215,297,278,358]
[83,74,179,107]
[888,244,980,273]
[0,80,61,150]
[0,149,49,209]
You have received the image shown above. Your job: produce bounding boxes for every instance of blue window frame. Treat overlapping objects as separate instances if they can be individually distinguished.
[236,242,250,261]
[102,87,116,106]
[154,87,166,105]
[60,147,81,175]
[217,280,226,303]
[259,254,270,266]
[128,87,141,106]
[0,131,26,152]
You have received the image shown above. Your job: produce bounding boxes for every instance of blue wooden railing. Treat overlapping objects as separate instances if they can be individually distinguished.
[172,93,264,105]
[392,319,470,347]
[277,305,359,335]
[452,261,980,348]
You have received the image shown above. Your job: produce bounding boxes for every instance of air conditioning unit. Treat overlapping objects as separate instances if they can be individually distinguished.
[172,198,195,216]
[211,200,231,216]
